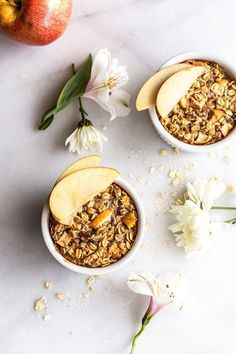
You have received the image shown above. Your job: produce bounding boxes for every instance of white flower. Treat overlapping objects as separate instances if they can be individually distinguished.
[168,179,226,255]
[65,124,107,155]
[186,179,226,211]
[169,202,222,254]
[127,272,187,310]
[84,48,131,120]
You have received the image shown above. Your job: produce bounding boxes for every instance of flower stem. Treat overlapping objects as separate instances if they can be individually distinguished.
[130,323,147,354]
[224,217,236,224]
[212,206,236,210]
[78,96,89,124]
[71,63,89,125]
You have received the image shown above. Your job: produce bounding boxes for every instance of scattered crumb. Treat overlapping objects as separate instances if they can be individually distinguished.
[227,183,234,192]
[158,165,165,172]
[162,207,170,213]
[86,277,95,287]
[172,191,178,199]
[223,155,231,163]
[44,281,52,290]
[159,149,168,156]
[210,176,220,181]
[101,125,107,130]
[175,199,184,205]
[43,314,51,321]
[149,166,156,174]
[173,147,180,155]
[160,191,168,200]
[55,293,68,301]
[34,297,46,313]
[172,178,181,187]
[208,151,220,159]
[163,237,173,248]
[69,330,75,336]
[169,169,182,187]
[137,176,145,183]
[128,173,134,179]
[185,163,194,172]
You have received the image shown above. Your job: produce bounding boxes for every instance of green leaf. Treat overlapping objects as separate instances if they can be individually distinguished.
[57,54,92,108]
[38,54,92,131]
[38,116,54,130]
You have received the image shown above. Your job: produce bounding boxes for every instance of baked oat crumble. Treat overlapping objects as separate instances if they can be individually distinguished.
[159,60,236,145]
[49,183,138,268]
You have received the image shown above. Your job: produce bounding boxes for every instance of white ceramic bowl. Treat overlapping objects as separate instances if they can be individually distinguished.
[41,177,145,275]
[149,51,236,152]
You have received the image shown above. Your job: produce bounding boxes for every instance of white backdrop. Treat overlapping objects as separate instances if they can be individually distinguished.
[1,1,236,353]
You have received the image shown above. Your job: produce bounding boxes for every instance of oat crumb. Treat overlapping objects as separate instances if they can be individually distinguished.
[175,199,184,205]
[44,281,52,290]
[162,207,170,213]
[227,183,234,192]
[173,148,180,155]
[43,314,51,321]
[149,166,156,174]
[86,277,95,287]
[34,297,46,312]
[137,176,145,183]
[223,155,231,163]
[55,293,68,301]
[159,149,168,156]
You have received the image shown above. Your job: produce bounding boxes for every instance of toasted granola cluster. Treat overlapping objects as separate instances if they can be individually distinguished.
[49,183,138,268]
[159,60,236,145]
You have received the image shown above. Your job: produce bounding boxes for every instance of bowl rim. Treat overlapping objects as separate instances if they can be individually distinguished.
[41,176,145,275]
[148,50,236,152]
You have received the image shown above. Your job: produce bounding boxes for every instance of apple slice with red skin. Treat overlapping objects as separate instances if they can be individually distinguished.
[0,0,72,45]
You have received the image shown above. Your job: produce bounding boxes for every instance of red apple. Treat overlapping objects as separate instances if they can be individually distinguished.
[0,0,72,45]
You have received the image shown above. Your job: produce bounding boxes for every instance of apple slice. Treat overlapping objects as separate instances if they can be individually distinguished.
[156,66,205,118]
[49,167,120,225]
[56,155,101,184]
[136,63,192,111]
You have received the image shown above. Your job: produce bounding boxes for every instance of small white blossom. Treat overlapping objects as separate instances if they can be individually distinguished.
[169,203,222,254]
[186,179,226,211]
[84,48,130,120]
[65,125,107,155]
[169,179,226,255]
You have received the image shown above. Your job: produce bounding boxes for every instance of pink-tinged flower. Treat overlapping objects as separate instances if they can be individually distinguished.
[127,272,189,354]
[83,48,130,120]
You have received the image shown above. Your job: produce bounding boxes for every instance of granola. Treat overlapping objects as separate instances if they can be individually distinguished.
[159,60,236,145]
[49,183,138,268]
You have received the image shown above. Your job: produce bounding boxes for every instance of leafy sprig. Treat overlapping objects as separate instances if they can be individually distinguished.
[38,54,92,130]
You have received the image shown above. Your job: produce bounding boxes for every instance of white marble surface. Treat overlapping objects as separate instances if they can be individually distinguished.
[1,1,236,353]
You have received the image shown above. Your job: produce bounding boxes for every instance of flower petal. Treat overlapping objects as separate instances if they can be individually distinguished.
[65,125,107,155]
[108,89,131,120]
[127,273,157,297]
[85,49,110,92]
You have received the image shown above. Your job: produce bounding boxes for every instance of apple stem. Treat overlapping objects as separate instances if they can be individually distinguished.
[5,0,20,8]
